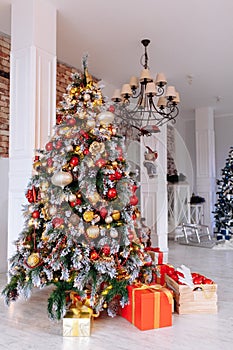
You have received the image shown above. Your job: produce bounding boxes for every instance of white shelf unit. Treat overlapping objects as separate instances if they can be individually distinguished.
[168,182,190,234]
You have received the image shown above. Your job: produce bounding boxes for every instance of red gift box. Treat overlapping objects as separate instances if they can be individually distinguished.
[120,284,173,331]
[145,247,164,265]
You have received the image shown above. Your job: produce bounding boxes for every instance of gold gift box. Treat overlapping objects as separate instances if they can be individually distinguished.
[63,309,92,337]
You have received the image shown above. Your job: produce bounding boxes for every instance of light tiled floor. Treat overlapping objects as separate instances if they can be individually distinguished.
[1,241,233,350]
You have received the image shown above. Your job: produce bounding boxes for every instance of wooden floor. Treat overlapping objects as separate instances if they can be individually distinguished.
[1,241,233,350]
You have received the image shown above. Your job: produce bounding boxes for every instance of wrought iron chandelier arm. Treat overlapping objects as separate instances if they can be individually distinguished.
[112,39,180,139]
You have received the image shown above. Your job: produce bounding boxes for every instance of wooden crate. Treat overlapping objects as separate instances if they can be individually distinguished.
[165,275,218,314]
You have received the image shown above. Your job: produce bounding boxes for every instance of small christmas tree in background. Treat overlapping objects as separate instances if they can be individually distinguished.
[2,56,153,320]
[214,146,233,236]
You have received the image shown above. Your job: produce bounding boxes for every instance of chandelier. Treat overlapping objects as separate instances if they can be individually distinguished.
[111,39,180,138]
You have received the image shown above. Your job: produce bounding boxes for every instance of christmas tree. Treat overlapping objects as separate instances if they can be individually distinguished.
[214,146,233,235]
[2,57,153,320]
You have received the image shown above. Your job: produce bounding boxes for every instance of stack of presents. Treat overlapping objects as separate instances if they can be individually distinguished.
[63,247,218,336]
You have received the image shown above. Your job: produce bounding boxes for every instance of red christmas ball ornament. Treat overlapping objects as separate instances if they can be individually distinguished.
[52,217,64,228]
[109,174,116,181]
[32,210,40,219]
[102,244,111,256]
[132,213,137,220]
[66,117,76,126]
[26,189,33,203]
[130,195,138,206]
[69,198,82,207]
[56,114,63,125]
[131,185,138,193]
[90,250,99,260]
[107,188,117,199]
[47,157,53,167]
[69,156,79,167]
[100,207,108,219]
[45,142,53,151]
[118,155,124,162]
[55,140,63,149]
[108,105,115,113]
[80,130,89,139]
[95,158,107,168]
[203,278,214,284]
[114,170,122,180]
[83,148,89,155]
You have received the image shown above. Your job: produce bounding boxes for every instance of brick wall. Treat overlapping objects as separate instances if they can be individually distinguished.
[0,34,10,158]
[56,62,80,106]
[0,33,81,158]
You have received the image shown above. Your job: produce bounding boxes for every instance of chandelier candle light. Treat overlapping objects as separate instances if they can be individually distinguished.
[112,39,180,134]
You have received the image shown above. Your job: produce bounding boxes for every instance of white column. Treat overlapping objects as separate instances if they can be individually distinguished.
[140,125,168,254]
[8,0,57,258]
[195,107,216,234]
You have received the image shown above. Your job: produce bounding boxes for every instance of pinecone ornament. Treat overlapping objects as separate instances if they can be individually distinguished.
[107,296,120,317]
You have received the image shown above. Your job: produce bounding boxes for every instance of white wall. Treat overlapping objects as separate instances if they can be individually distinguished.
[173,111,196,194]
[214,114,233,179]
[173,111,233,196]
[0,158,9,273]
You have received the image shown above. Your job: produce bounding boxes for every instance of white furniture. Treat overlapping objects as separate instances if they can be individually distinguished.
[167,182,190,235]
[190,203,204,225]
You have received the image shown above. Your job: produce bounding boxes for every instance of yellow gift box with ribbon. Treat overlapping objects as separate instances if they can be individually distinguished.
[63,294,93,337]
[120,283,173,331]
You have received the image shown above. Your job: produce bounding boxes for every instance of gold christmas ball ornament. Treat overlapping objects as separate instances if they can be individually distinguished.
[86,225,100,239]
[27,252,40,267]
[33,160,42,171]
[89,141,105,155]
[83,210,95,222]
[58,126,70,136]
[51,170,73,189]
[74,145,82,154]
[112,210,121,221]
[70,87,78,94]
[97,111,115,126]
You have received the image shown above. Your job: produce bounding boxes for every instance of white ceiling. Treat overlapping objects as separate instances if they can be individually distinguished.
[1,0,233,117]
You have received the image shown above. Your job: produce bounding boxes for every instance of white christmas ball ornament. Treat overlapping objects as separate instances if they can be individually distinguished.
[51,170,73,189]
[65,145,74,152]
[105,215,113,224]
[68,193,77,202]
[110,228,118,238]
[49,205,57,216]
[97,111,115,126]
[86,119,96,129]
[83,93,91,101]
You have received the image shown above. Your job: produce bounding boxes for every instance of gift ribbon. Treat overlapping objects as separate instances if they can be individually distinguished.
[131,283,172,328]
[145,247,163,264]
